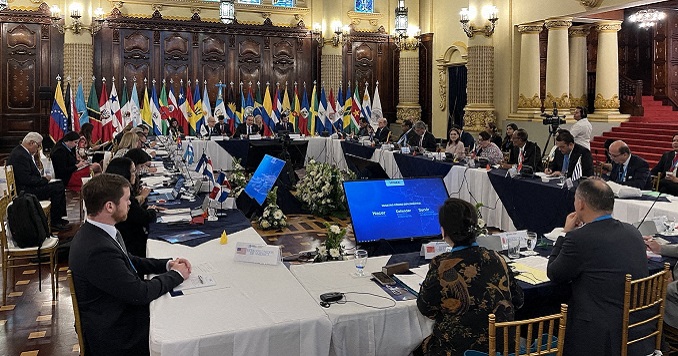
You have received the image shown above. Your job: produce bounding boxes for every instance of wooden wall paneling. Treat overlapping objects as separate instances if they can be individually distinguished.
[668,12,678,108]
[653,16,668,100]
[619,10,654,95]
[419,33,433,127]
[237,36,263,93]
[200,33,227,104]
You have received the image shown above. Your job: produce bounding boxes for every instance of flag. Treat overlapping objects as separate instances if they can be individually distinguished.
[210,184,231,203]
[150,81,162,135]
[226,83,237,134]
[571,156,583,182]
[334,85,344,134]
[216,171,226,185]
[310,82,318,135]
[109,79,122,135]
[201,81,212,135]
[299,84,310,135]
[361,84,373,129]
[254,83,271,136]
[292,83,301,133]
[273,84,282,126]
[195,153,207,172]
[317,86,328,135]
[141,80,152,129]
[49,79,68,142]
[76,80,89,128]
[68,81,80,132]
[191,81,203,136]
[183,141,194,164]
[343,82,353,131]
[64,81,72,131]
[203,156,214,182]
[185,81,197,135]
[245,85,255,122]
[178,81,191,134]
[87,79,102,143]
[129,80,141,127]
[213,83,226,121]
[168,82,182,132]
[100,78,114,142]
[238,83,247,129]
[282,84,292,114]
[350,85,362,134]
[371,81,383,128]
[262,83,276,136]
[119,79,130,130]
[159,80,170,135]
[326,88,335,134]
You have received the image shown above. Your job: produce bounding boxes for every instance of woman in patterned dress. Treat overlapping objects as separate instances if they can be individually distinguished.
[414,198,524,356]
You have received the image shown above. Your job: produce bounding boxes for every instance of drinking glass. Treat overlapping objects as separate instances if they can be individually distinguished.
[525,232,538,256]
[354,249,368,277]
[507,236,520,259]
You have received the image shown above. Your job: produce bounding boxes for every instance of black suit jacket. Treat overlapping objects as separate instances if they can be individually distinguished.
[609,154,651,189]
[69,222,183,356]
[234,123,260,137]
[409,131,437,152]
[7,145,48,190]
[374,127,391,143]
[548,143,594,178]
[214,122,230,136]
[275,121,294,133]
[50,141,79,184]
[508,141,543,171]
[547,218,652,356]
[651,150,677,175]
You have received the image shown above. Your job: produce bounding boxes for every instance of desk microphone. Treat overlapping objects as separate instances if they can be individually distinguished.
[635,192,663,230]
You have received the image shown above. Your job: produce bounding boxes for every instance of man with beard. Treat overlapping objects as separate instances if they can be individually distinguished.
[69,173,191,355]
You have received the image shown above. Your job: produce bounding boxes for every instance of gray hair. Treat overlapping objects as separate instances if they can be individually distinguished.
[413,121,428,131]
[22,132,43,145]
[575,178,615,213]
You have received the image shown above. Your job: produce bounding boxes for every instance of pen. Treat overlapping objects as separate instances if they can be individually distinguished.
[198,275,204,284]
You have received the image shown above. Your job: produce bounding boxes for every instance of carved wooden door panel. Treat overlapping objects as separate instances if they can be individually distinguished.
[162,31,191,98]
[118,29,153,95]
[345,37,395,121]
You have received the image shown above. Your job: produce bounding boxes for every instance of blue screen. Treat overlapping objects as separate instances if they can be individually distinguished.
[244,154,287,205]
[343,178,449,243]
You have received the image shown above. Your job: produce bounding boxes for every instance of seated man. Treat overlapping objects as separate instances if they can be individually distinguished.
[503,128,543,171]
[8,132,68,230]
[650,133,678,195]
[397,119,414,147]
[408,120,437,152]
[544,129,593,178]
[374,117,391,143]
[215,115,231,136]
[547,178,653,356]
[357,117,372,137]
[234,114,260,137]
[601,140,651,189]
[69,173,190,355]
[202,116,219,137]
[275,111,294,133]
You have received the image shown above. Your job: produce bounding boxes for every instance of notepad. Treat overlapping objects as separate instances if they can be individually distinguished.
[511,256,550,285]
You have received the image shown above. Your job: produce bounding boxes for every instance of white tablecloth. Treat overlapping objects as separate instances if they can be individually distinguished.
[148,228,333,356]
[181,138,234,171]
[290,256,434,356]
[613,196,678,224]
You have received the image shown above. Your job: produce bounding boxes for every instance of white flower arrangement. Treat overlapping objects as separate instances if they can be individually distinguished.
[475,203,489,236]
[295,160,355,217]
[229,158,251,199]
[315,222,347,262]
[258,186,288,230]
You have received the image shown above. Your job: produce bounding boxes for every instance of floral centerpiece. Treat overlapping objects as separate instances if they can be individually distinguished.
[258,186,287,230]
[229,158,250,199]
[295,160,354,217]
[315,222,346,262]
[475,202,489,236]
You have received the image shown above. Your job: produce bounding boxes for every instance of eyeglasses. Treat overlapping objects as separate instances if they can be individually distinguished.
[608,151,623,158]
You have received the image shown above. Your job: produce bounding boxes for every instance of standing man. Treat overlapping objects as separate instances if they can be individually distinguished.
[503,128,543,171]
[601,140,651,189]
[7,132,69,230]
[374,117,391,143]
[569,106,592,150]
[547,178,652,356]
[650,133,678,195]
[544,130,593,178]
[69,173,190,355]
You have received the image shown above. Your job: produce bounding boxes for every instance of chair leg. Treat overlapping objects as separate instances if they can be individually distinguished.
[50,252,56,301]
[2,265,6,306]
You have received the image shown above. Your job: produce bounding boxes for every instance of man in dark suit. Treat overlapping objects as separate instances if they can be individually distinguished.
[650,133,678,195]
[503,128,543,171]
[602,140,651,189]
[544,129,593,178]
[374,118,391,143]
[357,117,372,137]
[396,119,413,147]
[275,112,294,133]
[215,115,231,136]
[547,178,653,356]
[69,173,190,356]
[409,120,437,152]
[7,132,69,230]
[234,114,260,137]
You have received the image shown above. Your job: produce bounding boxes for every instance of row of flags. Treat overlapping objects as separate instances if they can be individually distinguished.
[49,76,384,144]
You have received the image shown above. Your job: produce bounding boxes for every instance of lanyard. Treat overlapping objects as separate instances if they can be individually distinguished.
[450,242,479,252]
[592,214,613,222]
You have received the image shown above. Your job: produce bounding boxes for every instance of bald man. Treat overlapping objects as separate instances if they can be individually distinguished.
[601,140,650,189]
[374,118,391,143]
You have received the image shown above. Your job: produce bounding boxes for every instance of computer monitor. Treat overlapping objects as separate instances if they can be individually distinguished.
[343,177,449,244]
[243,154,287,205]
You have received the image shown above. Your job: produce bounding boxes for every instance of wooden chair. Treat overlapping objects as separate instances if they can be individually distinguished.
[663,322,678,355]
[651,173,663,192]
[4,164,53,228]
[0,193,59,305]
[488,304,568,356]
[621,263,671,355]
[67,270,86,356]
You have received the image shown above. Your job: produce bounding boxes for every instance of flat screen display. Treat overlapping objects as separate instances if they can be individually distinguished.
[244,154,287,205]
[343,177,449,243]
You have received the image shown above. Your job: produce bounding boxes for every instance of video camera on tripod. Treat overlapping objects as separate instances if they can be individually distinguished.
[541,102,566,128]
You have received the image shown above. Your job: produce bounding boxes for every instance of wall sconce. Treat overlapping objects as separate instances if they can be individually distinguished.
[220,0,235,24]
[312,22,349,47]
[0,0,8,12]
[394,26,421,51]
[312,22,325,47]
[50,3,106,35]
[459,5,498,38]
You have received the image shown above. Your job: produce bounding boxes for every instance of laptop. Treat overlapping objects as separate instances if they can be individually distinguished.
[148,176,184,203]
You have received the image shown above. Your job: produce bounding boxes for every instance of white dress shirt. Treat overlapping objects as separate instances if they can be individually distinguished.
[569,118,592,150]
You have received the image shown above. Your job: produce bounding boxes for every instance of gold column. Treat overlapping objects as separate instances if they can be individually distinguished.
[516,22,544,115]
[544,17,572,111]
[568,25,589,110]
[589,20,628,121]
[397,51,422,123]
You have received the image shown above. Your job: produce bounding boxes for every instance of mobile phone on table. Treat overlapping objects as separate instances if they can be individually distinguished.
[372,271,396,286]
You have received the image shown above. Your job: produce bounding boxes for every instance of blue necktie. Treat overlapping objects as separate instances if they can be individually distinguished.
[618,165,625,182]
[563,154,570,174]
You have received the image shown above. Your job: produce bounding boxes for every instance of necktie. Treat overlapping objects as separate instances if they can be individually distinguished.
[563,154,570,174]
[519,149,524,164]
[671,154,678,171]
[618,165,625,182]
[419,135,424,147]
[115,231,137,273]
[247,126,251,135]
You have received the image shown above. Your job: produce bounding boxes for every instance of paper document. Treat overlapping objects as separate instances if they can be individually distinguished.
[174,273,216,292]
[157,214,192,223]
[511,256,550,285]
[394,274,424,294]
[160,208,191,215]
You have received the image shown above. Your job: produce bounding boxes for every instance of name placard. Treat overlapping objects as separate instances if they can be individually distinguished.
[421,241,449,260]
[499,230,528,250]
[233,242,281,265]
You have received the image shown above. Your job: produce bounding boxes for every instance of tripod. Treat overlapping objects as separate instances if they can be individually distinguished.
[541,124,561,161]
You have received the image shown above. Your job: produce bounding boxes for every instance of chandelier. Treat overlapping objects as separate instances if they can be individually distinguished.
[629,9,666,29]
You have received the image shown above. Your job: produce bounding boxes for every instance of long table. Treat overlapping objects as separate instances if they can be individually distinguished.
[147,229,333,356]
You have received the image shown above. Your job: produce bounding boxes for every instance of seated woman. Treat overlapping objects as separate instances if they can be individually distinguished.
[474,131,504,165]
[485,122,503,148]
[445,127,466,160]
[414,198,524,356]
[105,157,160,259]
[112,131,139,159]
[51,131,98,191]
[125,147,157,176]
[168,118,184,140]
[79,122,112,151]
[501,123,518,153]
